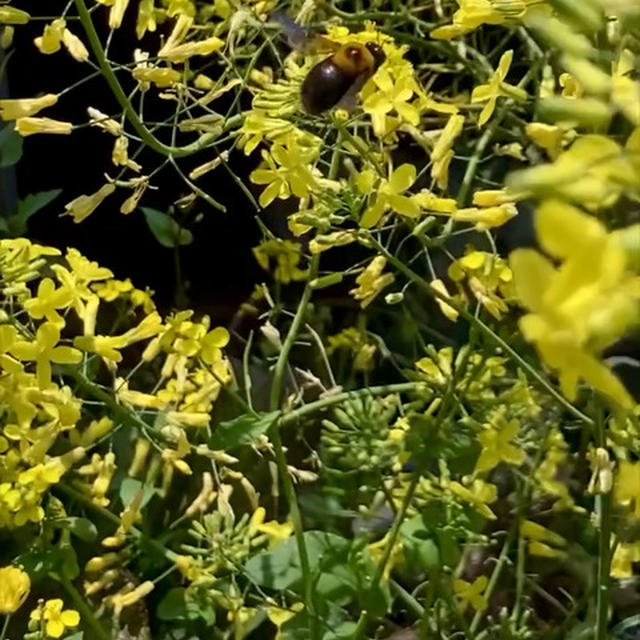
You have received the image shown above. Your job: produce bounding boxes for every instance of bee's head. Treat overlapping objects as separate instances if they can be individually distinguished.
[365,42,386,69]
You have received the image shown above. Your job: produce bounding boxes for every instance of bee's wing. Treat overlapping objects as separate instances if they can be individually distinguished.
[335,70,373,112]
[272,12,340,54]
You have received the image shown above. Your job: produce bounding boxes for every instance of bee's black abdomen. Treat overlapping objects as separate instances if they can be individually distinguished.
[301,59,354,114]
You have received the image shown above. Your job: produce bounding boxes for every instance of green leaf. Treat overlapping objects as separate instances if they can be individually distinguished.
[210,411,279,450]
[62,517,98,542]
[157,587,216,624]
[119,477,157,509]
[17,544,79,581]
[16,189,62,221]
[0,125,23,168]
[142,207,193,248]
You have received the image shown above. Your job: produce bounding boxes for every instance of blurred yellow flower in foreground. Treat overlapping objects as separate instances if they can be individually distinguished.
[510,200,640,408]
[0,566,30,614]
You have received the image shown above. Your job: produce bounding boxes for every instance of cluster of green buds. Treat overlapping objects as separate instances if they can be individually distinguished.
[181,508,269,586]
[320,395,400,477]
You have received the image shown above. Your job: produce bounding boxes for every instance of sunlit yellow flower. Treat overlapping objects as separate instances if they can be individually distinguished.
[510,200,639,408]
[30,599,80,639]
[452,203,517,230]
[63,184,116,223]
[471,50,527,126]
[77,452,116,507]
[0,566,30,614]
[0,94,58,121]
[255,518,294,547]
[453,575,488,612]
[0,5,30,24]
[475,416,524,473]
[159,36,224,62]
[431,0,504,39]
[431,279,459,322]
[363,68,420,137]
[250,134,319,207]
[23,278,73,327]
[612,48,640,125]
[350,256,395,308]
[360,164,419,228]
[10,322,82,389]
[15,117,72,136]
[368,531,404,580]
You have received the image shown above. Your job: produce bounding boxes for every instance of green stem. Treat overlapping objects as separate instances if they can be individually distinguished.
[594,411,611,639]
[362,233,594,428]
[60,576,110,640]
[74,0,240,158]
[268,255,321,640]
[0,615,10,640]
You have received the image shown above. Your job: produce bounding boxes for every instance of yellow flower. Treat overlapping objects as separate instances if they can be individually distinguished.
[110,581,154,615]
[612,49,640,125]
[34,19,66,53]
[255,518,294,547]
[559,72,583,99]
[509,200,639,408]
[471,50,527,126]
[362,68,420,137]
[614,461,640,519]
[62,29,89,62]
[112,137,142,172]
[136,0,156,39]
[0,566,30,614]
[508,135,637,208]
[368,532,404,580]
[360,164,420,228]
[448,479,497,520]
[10,322,83,389]
[132,66,182,88]
[253,239,308,284]
[201,327,230,365]
[159,36,224,62]
[350,256,395,308]
[0,5,30,24]
[475,417,524,473]
[63,184,116,223]
[15,117,72,136]
[452,204,517,230]
[520,519,567,559]
[0,94,58,121]
[431,114,465,190]
[431,0,504,39]
[267,602,304,639]
[453,575,488,612]
[611,541,640,578]
[431,279,459,322]
[23,278,73,327]
[250,135,319,207]
[109,0,130,29]
[30,599,80,639]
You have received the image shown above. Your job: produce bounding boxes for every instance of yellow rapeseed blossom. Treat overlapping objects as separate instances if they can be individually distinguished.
[0,94,58,121]
[510,200,639,408]
[453,576,488,612]
[0,5,30,24]
[63,184,116,223]
[253,239,307,284]
[0,566,30,614]
[471,50,527,126]
[350,256,395,308]
[15,117,72,136]
[475,416,524,473]
[520,519,567,559]
[30,599,80,639]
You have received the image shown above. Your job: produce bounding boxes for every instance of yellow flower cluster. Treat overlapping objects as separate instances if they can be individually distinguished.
[0,238,230,527]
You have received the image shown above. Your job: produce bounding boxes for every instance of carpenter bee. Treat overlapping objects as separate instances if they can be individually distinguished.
[273,12,386,115]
